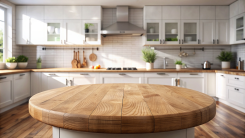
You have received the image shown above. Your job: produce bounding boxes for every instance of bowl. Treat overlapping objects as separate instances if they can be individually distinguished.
[18,62,28,69]
[6,63,17,69]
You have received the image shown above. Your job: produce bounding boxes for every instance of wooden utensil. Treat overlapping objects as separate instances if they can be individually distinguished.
[77,51,82,68]
[89,48,97,62]
[82,50,87,67]
[71,50,78,68]
[75,52,78,68]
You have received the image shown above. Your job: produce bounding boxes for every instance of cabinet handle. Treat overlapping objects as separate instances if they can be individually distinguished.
[213,39,215,44]
[66,79,68,86]
[49,74,56,76]
[235,77,239,80]
[179,39,181,44]
[160,39,162,44]
[234,88,239,91]
[19,74,25,76]
[157,73,165,75]
[221,75,224,77]
[80,74,89,75]
[0,77,7,80]
[70,80,72,86]
[190,73,198,75]
[119,73,126,75]
[182,39,184,44]
[175,79,178,86]
[217,39,219,44]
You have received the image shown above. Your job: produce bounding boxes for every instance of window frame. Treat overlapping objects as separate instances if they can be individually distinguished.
[0,6,6,62]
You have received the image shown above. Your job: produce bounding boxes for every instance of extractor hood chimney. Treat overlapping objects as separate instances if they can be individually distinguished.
[101,6,145,36]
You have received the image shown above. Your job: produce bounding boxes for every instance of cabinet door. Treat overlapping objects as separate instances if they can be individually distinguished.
[200,20,215,44]
[26,6,44,20]
[216,20,229,44]
[227,86,245,108]
[144,6,161,20]
[45,6,63,19]
[162,20,181,44]
[41,73,69,91]
[44,20,64,44]
[161,6,180,20]
[31,72,41,96]
[239,0,245,15]
[145,20,162,44]
[216,73,227,100]
[70,73,100,85]
[14,73,31,102]
[181,20,199,44]
[63,6,82,19]
[0,75,13,108]
[200,6,215,20]
[178,73,204,93]
[216,6,229,20]
[16,6,27,20]
[63,20,83,44]
[145,73,177,86]
[29,19,45,44]
[100,73,144,84]
[181,6,200,19]
[234,14,245,43]
[82,6,101,20]
[16,19,30,44]
[82,20,101,45]
[230,1,239,18]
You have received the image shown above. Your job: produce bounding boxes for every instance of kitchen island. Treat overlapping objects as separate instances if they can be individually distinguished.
[29,84,216,138]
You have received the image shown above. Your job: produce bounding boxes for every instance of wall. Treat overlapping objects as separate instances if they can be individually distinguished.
[22,8,231,69]
[231,44,245,68]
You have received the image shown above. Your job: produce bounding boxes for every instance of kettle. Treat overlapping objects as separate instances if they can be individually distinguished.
[202,61,212,70]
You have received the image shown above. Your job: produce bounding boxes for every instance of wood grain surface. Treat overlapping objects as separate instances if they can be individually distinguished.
[29,84,216,134]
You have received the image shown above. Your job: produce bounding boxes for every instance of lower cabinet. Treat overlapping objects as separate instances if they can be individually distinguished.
[216,73,227,100]
[144,73,177,86]
[100,73,144,84]
[178,73,205,93]
[13,73,31,102]
[0,75,14,108]
[41,73,70,91]
[227,86,245,108]
[70,73,100,86]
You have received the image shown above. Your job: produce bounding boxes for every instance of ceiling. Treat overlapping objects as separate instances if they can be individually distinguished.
[7,0,236,8]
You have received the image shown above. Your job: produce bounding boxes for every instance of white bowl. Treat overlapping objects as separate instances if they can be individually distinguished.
[6,63,17,69]
[18,62,28,69]
[0,63,5,69]
[47,26,54,34]
[171,29,177,34]
[55,28,60,34]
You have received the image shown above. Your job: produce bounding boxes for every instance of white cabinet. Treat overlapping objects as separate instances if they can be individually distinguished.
[144,73,177,86]
[0,75,13,108]
[100,73,144,84]
[45,6,63,19]
[63,20,83,44]
[29,19,45,44]
[181,20,200,44]
[16,6,27,20]
[44,20,64,44]
[162,20,181,44]
[13,73,30,102]
[178,73,204,93]
[181,6,200,19]
[231,13,245,44]
[26,6,44,20]
[63,6,82,19]
[161,6,180,20]
[230,1,239,18]
[82,20,101,45]
[82,6,101,20]
[216,73,227,100]
[31,72,42,96]
[144,6,161,20]
[216,20,229,44]
[41,73,70,91]
[227,86,245,108]
[239,0,245,15]
[200,6,215,20]
[16,19,30,44]
[70,73,100,85]
[144,20,162,44]
[216,6,229,20]
[200,20,215,44]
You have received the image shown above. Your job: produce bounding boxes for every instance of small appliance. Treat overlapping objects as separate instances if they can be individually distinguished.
[202,61,212,70]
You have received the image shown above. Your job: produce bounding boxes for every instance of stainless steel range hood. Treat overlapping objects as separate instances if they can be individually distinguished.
[101,6,145,36]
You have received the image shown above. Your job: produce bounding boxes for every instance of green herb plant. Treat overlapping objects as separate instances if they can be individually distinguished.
[175,60,183,65]
[216,51,233,61]
[17,55,28,62]
[142,47,157,63]
[37,57,42,63]
[85,23,93,29]
[6,57,17,63]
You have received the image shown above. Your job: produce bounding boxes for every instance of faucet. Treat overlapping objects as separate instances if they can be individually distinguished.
[163,57,168,69]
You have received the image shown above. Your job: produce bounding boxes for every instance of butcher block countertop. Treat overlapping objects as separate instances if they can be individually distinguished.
[29,84,216,133]
[1,68,245,76]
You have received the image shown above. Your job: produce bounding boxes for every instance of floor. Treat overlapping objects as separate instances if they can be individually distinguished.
[0,101,244,138]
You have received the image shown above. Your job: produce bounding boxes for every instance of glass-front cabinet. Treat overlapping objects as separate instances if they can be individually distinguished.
[82,20,101,45]
[44,20,63,44]
[162,20,180,44]
[181,20,199,44]
[235,14,244,42]
[144,20,161,44]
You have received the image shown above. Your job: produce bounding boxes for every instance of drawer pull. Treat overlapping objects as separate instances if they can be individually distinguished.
[0,77,7,80]
[157,73,166,75]
[20,74,25,76]
[235,77,239,80]
[49,74,56,76]
[234,88,239,91]
[190,73,198,75]
[80,74,89,75]
[66,79,68,86]
[119,73,126,75]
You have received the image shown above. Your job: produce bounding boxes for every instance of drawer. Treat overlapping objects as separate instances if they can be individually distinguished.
[227,86,245,108]
[145,73,177,78]
[227,75,245,88]
[0,75,13,82]
[14,72,30,80]
[69,72,99,77]
[178,73,204,77]
[100,73,144,78]
[42,72,69,77]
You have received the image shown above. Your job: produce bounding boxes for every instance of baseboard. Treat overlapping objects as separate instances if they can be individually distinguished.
[218,99,245,113]
[0,98,29,114]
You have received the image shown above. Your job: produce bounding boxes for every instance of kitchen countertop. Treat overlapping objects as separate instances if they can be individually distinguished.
[1,68,245,76]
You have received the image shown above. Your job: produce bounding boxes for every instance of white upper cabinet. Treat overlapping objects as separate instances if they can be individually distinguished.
[216,6,229,19]
[45,6,63,19]
[26,6,44,19]
[239,0,245,15]
[16,6,28,20]
[82,20,101,44]
[16,19,30,44]
[162,6,180,19]
[200,20,215,44]
[181,6,200,19]
[181,20,200,44]
[44,20,64,44]
[144,6,161,20]
[82,6,101,20]
[162,20,181,44]
[29,19,45,44]
[230,1,239,18]
[144,20,162,44]
[63,20,83,44]
[216,20,229,44]
[63,6,82,19]
[200,6,215,20]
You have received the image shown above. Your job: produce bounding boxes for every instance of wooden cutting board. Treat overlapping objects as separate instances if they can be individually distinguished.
[77,51,82,68]
[71,51,77,68]
[89,53,97,61]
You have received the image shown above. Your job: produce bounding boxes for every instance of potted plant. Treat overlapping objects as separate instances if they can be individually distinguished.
[216,51,233,69]
[85,23,93,33]
[6,57,17,69]
[175,60,183,70]
[142,47,157,70]
[37,57,42,69]
[17,55,28,69]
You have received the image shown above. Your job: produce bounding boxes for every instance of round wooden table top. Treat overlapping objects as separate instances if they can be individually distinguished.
[29,84,216,134]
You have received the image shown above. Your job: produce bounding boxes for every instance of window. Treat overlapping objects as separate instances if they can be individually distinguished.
[0,6,5,62]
